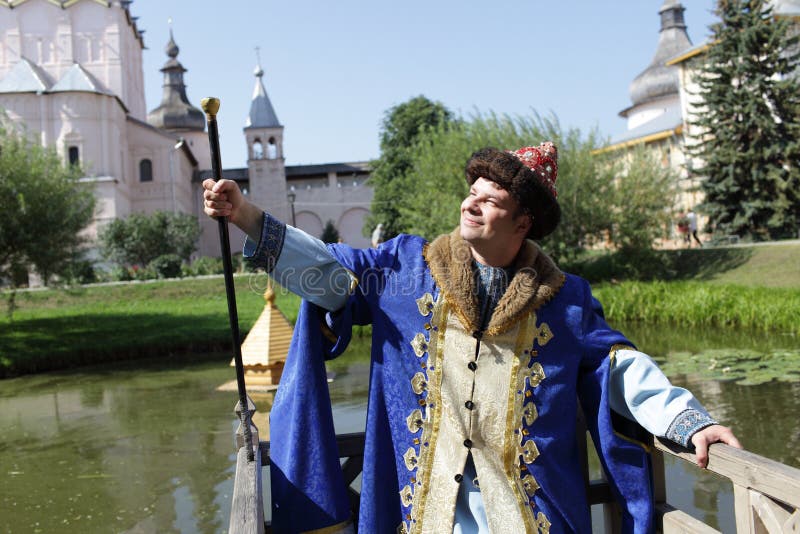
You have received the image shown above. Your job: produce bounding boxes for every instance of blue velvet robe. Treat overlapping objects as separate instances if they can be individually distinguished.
[269,233,653,533]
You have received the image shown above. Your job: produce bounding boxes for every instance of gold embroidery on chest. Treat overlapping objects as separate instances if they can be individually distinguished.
[411,372,427,395]
[400,485,414,507]
[403,294,448,534]
[416,293,434,316]
[403,448,418,471]
[501,311,554,532]
[522,439,540,463]
[410,333,428,357]
[536,512,551,533]
[406,409,423,433]
[534,322,553,346]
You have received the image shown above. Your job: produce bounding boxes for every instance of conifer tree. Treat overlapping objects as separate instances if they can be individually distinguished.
[689,0,800,239]
[320,220,340,244]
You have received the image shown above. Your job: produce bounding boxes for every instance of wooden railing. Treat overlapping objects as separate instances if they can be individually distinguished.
[228,399,800,533]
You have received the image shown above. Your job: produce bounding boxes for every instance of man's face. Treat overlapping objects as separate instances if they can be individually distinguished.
[460,177,530,246]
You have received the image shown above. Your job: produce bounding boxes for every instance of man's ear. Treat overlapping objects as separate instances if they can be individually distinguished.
[516,213,533,237]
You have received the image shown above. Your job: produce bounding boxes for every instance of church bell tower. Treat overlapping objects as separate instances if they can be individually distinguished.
[244,51,288,223]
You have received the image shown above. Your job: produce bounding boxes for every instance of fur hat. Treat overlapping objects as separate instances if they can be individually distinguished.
[464,143,561,240]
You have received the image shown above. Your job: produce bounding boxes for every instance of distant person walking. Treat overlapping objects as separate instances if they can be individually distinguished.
[371,222,384,248]
[687,210,702,247]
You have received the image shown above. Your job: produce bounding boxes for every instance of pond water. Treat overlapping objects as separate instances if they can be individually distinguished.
[1,323,797,533]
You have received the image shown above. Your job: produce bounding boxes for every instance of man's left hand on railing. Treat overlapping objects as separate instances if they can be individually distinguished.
[691,425,742,468]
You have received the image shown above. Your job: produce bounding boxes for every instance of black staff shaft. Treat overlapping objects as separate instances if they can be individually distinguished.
[202,97,255,463]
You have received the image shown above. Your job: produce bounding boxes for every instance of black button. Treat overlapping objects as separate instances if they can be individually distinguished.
[468,361,477,371]
[465,400,475,410]
[463,439,473,448]
[472,330,483,340]
[454,474,463,483]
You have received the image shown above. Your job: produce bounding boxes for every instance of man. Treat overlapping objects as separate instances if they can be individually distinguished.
[204,143,740,534]
[686,210,702,247]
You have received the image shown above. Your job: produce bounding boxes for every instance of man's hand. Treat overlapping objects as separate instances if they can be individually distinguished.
[690,424,742,468]
[202,178,265,242]
[203,178,244,224]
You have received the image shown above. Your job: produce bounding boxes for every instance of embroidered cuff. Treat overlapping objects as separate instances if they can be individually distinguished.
[665,408,717,448]
[242,212,286,273]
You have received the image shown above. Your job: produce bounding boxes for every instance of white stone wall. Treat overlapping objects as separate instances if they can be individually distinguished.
[289,173,372,248]
[0,1,146,118]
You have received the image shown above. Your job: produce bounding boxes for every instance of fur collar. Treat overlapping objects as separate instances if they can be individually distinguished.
[423,228,565,336]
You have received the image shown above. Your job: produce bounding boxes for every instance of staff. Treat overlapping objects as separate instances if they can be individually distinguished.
[200,97,255,463]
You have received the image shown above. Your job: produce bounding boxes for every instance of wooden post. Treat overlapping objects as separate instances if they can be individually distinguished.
[235,396,259,451]
[229,444,265,534]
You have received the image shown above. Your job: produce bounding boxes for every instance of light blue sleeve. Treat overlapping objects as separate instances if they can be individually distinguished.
[608,349,717,447]
[243,212,353,312]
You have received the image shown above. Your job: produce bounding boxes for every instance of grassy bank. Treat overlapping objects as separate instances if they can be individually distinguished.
[0,275,301,378]
[593,281,800,335]
[2,241,798,378]
[573,240,800,288]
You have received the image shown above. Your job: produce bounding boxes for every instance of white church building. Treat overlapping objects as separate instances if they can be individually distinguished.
[0,0,373,267]
[599,0,800,212]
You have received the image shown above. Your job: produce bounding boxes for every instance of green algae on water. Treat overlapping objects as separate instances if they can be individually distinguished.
[654,348,800,386]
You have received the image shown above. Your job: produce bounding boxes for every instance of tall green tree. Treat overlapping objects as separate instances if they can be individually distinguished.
[689,0,800,239]
[392,112,678,266]
[320,219,340,244]
[365,95,454,239]
[100,211,200,267]
[0,125,95,289]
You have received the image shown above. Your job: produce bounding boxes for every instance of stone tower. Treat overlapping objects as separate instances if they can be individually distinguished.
[146,27,210,169]
[244,56,288,223]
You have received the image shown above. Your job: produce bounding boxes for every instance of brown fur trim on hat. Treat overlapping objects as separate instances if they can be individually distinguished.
[465,148,561,240]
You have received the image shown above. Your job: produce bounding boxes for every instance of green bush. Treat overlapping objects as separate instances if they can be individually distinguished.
[183,256,223,277]
[148,254,183,279]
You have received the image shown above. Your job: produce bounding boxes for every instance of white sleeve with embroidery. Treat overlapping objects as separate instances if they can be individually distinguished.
[608,349,717,447]
[243,212,352,312]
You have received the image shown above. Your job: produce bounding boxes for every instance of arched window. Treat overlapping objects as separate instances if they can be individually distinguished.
[68,146,80,166]
[140,159,153,182]
[252,139,264,160]
[267,137,278,159]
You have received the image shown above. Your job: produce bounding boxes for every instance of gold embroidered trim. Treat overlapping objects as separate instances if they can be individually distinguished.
[408,297,449,534]
[416,292,434,316]
[503,312,539,532]
[400,485,414,507]
[534,322,553,346]
[411,372,427,395]
[407,409,423,433]
[536,512,551,533]
[522,439,540,463]
[523,402,538,426]
[410,333,428,357]
[403,448,418,471]
[521,473,540,496]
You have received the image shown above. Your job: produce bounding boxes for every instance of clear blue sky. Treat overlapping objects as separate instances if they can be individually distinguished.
[134,1,718,168]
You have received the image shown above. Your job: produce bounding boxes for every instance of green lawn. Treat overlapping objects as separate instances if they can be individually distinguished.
[0,275,301,378]
[2,241,798,378]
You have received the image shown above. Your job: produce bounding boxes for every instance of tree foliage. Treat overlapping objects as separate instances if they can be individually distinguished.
[689,0,800,239]
[100,211,200,267]
[380,111,678,266]
[365,95,454,239]
[320,219,340,244]
[0,124,95,287]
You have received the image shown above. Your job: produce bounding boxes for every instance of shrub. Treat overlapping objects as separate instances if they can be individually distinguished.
[148,254,183,279]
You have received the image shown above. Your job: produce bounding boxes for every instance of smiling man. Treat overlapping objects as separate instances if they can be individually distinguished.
[203,143,740,534]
